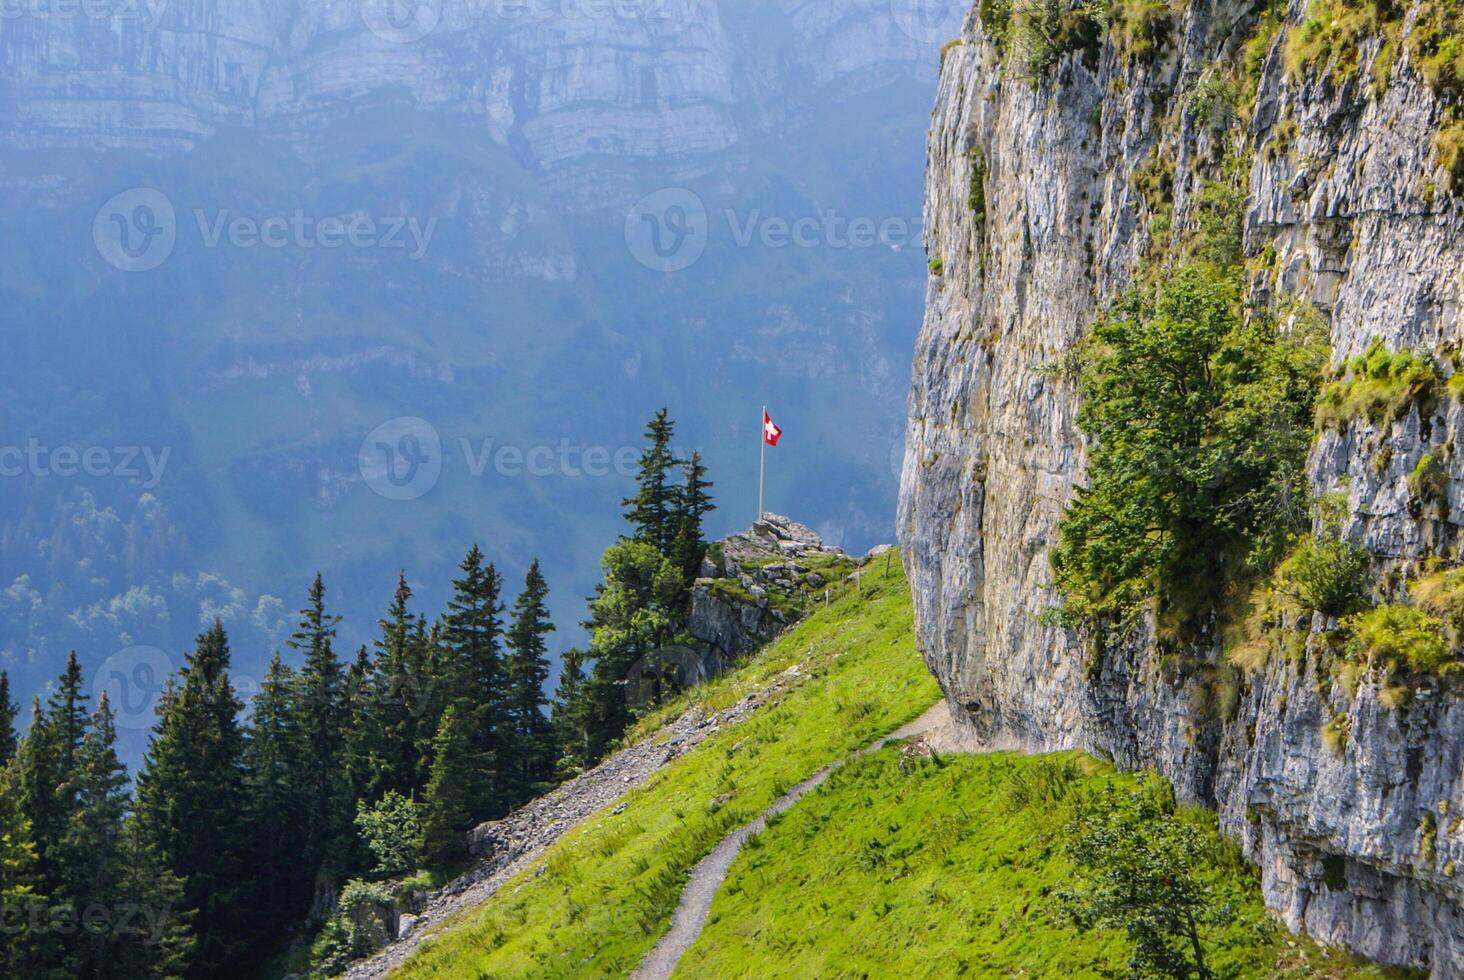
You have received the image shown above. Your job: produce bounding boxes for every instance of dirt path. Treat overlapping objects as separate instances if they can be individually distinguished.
[631,701,954,980]
[342,666,807,980]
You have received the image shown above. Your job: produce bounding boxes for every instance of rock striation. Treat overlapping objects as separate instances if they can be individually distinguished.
[899,0,1464,974]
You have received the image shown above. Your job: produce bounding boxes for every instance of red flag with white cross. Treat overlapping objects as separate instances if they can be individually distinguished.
[763,410,782,447]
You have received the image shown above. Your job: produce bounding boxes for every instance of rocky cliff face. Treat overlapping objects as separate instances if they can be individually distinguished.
[899,0,1464,974]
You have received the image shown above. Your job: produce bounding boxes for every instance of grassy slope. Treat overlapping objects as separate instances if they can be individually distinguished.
[396,553,1414,979]
[678,750,1418,979]
[396,558,940,978]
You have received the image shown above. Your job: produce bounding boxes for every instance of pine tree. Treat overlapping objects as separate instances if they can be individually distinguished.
[670,450,716,592]
[622,408,681,555]
[367,575,425,800]
[0,755,44,978]
[418,704,475,867]
[442,546,505,818]
[504,561,556,804]
[243,654,307,933]
[134,621,251,976]
[0,671,17,764]
[17,654,89,903]
[113,817,195,979]
[549,649,592,778]
[339,646,377,876]
[287,574,349,888]
[57,693,130,976]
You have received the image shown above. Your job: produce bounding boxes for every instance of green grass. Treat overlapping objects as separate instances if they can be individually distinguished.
[1316,340,1441,427]
[394,556,940,978]
[677,749,1418,979]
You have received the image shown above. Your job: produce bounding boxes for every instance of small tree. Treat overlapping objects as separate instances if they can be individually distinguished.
[1057,780,1231,979]
[355,791,422,877]
[418,705,474,867]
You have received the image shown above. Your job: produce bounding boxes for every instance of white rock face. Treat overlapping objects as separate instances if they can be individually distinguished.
[0,0,953,182]
[899,0,1464,974]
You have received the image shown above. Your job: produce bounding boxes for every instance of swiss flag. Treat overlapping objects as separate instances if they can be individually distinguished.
[763,410,782,447]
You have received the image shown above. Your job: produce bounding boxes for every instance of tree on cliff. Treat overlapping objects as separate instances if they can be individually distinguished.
[418,704,475,867]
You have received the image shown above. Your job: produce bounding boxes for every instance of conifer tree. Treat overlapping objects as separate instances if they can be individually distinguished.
[622,408,681,554]
[0,755,44,978]
[367,575,424,800]
[113,817,195,979]
[340,646,377,875]
[0,671,17,764]
[418,704,474,867]
[243,654,307,927]
[287,574,349,885]
[442,546,505,817]
[671,450,716,592]
[134,621,251,976]
[549,649,592,778]
[504,561,556,804]
[15,697,62,895]
[57,693,129,976]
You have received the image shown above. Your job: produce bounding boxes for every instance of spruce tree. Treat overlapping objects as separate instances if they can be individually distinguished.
[0,671,17,764]
[339,646,377,876]
[504,561,556,804]
[418,704,475,867]
[0,755,44,978]
[442,546,505,818]
[15,698,62,896]
[367,575,425,800]
[114,817,195,979]
[286,574,349,887]
[671,450,716,592]
[622,408,681,554]
[243,654,307,931]
[57,693,129,976]
[549,649,592,778]
[134,621,251,976]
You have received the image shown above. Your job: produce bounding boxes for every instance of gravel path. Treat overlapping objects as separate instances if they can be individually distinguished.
[342,666,806,980]
[630,701,952,980]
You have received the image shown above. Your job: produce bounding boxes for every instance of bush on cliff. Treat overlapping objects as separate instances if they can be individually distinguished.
[1051,265,1327,632]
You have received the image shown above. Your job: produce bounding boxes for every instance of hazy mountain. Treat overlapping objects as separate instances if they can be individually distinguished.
[0,0,966,762]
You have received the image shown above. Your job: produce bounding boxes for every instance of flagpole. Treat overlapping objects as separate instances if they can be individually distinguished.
[758,405,766,522]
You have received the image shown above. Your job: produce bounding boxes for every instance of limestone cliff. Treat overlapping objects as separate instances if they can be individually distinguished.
[899,0,1464,973]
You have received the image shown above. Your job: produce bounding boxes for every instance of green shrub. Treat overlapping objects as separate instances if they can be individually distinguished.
[967,148,987,222]
[1109,0,1173,65]
[1412,566,1464,624]
[1315,339,1440,427]
[1051,266,1327,629]
[1008,0,1106,81]
[928,256,945,276]
[310,879,396,976]
[1189,181,1246,266]
[1276,532,1371,616]
[356,791,423,877]
[1344,604,1458,675]
[1408,453,1449,514]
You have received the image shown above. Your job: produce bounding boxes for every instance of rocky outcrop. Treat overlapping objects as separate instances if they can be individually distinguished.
[899,1,1464,974]
[687,513,850,667]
